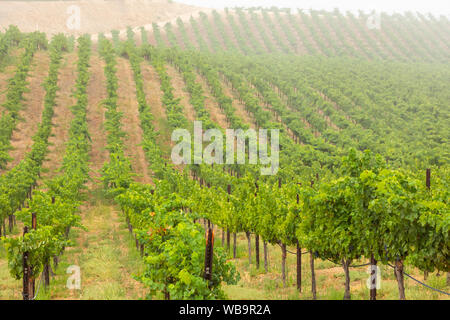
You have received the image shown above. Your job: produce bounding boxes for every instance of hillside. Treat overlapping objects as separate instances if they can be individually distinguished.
[0,4,449,302]
[143,8,450,62]
[0,0,206,35]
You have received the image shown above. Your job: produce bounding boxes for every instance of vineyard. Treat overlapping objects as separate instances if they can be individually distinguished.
[0,6,449,301]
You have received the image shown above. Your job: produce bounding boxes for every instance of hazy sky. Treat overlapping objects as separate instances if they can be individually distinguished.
[175,0,450,16]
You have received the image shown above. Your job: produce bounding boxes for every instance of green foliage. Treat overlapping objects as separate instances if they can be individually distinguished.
[2,227,67,279]
[1,34,90,282]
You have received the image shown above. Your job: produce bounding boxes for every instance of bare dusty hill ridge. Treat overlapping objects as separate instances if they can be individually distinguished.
[97,8,213,42]
[0,0,206,35]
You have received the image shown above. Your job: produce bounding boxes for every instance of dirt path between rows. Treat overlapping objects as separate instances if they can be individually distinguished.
[140,62,173,157]
[194,72,230,129]
[165,65,196,123]
[51,52,146,300]
[53,195,146,300]
[41,53,78,180]
[116,57,151,184]
[86,54,108,186]
[5,51,50,171]
[219,77,256,130]
[0,48,23,108]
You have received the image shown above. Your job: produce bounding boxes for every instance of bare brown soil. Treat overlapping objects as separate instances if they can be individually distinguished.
[265,11,296,53]
[158,25,172,47]
[146,26,158,47]
[250,12,277,53]
[5,51,50,170]
[207,13,227,51]
[220,13,244,53]
[194,73,228,129]
[167,21,187,50]
[0,49,24,107]
[359,18,406,59]
[300,13,337,54]
[0,0,204,36]
[318,15,354,56]
[269,85,320,138]
[140,62,174,158]
[385,19,434,61]
[165,64,196,123]
[291,14,324,55]
[237,11,269,53]
[328,15,373,59]
[275,12,308,54]
[219,77,256,129]
[140,63,166,130]
[41,53,77,180]
[116,56,151,184]
[317,108,340,131]
[378,19,415,59]
[0,66,15,107]
[316,90,357,125]
[189,12,214,52]
[176,16,201,49]
[86,53,108,185]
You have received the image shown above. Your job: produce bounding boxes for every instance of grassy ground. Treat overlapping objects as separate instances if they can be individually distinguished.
[0,225,22,299]
[219,231,450,300]
[1,205,448,300]
[0,190,146,300]
[0,53,447,300]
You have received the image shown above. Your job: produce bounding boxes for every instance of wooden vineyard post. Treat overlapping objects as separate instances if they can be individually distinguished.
[31,212,37,229]
[296,191,301,292]
[370,254,378,300]
[310,180,316,299]
[29,213,37,297]
[246,232,251,266]
[281,243,287,287]
[424,169,431,281]
[22,226,30,300]
[204,227,214,288]
[254,182,260,269]
[263,241,268,272]
[233,233,237,259]
[297,241,301,292]
[255,235,260,270]
[43,262,50,290]
[45,201,53,286]
[0,218,4,237]
[22,213,38,300]
[226,184,232,256]
[394,259,406,300]
[8,214,13,233]
[278,178,288,287]
[310,252,316,300]
[53,256,59,271]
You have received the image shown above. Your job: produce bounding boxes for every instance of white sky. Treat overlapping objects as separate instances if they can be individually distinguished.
[175,0,450,16]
